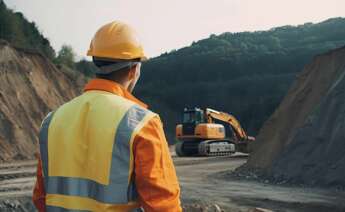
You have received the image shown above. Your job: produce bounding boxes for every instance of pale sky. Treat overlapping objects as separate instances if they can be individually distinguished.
[4,0,345,59]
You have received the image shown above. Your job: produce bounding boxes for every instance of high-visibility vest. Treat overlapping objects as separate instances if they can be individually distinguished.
[39,90,156,212]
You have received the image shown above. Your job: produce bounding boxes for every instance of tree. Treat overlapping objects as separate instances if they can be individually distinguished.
[0,1,56,59]
[55,45,76,69]
[75,59,97,77]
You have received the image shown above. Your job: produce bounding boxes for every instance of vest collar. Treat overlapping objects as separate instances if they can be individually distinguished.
[84,79,148,109]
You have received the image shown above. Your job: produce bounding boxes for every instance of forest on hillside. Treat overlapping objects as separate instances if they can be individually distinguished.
[1,0,345,142]
[0,1,96,77]
[136,18,345,141]
[0,0,55,59]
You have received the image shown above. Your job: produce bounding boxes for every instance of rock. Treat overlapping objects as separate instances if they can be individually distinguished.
[213,204,222,212]
[252,208,273,212]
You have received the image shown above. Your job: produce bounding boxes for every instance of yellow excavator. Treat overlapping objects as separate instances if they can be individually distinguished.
[175,108,255,156]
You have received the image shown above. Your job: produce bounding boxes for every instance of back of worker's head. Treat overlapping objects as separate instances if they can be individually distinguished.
[93,57,141,92]
[87,21,146,92]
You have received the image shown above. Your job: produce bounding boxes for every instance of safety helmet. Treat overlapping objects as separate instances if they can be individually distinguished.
[87,21,146,61]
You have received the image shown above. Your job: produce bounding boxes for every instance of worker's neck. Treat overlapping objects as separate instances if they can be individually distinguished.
[96,77,131,92]
[112,79,130,91]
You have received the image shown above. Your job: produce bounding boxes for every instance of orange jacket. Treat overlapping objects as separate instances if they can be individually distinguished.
[33,79,182,212]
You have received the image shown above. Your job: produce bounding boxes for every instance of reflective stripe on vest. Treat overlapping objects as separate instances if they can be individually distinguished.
[39,91,155,211]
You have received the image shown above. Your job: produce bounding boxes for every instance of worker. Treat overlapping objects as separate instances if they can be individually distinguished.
[32,21,182,212]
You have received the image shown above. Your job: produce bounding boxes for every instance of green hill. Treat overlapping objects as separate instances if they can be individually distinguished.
[0,0,55,59]
[136,18,345,141]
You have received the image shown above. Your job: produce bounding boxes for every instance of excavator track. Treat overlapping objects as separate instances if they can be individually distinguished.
[175,140,236,157]
[199,140,236,156]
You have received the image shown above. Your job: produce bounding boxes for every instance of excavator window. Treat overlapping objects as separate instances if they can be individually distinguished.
[182,109,204,124]
[183,112,196,123]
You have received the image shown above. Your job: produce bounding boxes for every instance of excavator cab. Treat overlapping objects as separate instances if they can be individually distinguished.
[181,108,204,135]
[182,108,204,124]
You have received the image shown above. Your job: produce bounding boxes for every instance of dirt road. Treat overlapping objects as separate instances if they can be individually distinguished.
[175,155,345,212]
[1,156,345,211]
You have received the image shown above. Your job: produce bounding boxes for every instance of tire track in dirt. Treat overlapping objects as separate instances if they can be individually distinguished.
[0,160,36,198]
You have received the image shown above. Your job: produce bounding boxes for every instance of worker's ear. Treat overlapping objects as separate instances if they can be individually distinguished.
[127,64,141,93]
[128,64,141,80]
[127,65,136,79]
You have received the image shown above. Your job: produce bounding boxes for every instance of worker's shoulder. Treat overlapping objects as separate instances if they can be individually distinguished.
[129,104,159,121]
[52,90,127,109]
[43,91,158,121]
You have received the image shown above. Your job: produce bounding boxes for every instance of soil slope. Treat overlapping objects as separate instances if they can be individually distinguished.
[242,46,345,186]
[0,40,84,161]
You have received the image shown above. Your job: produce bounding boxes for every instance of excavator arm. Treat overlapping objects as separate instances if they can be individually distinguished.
[205,108,249,141]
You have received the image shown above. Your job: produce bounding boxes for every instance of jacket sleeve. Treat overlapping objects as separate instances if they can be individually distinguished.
[133,116,182,212]
[32,154,46,212]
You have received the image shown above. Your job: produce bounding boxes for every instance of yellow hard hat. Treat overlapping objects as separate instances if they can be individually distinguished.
[87,21,146,61]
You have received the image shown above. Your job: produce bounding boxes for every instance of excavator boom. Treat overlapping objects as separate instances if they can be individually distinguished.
[205,108,248,141]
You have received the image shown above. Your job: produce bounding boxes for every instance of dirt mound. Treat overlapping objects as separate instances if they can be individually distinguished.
[0,40,85,161]
[241,46,345,187]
